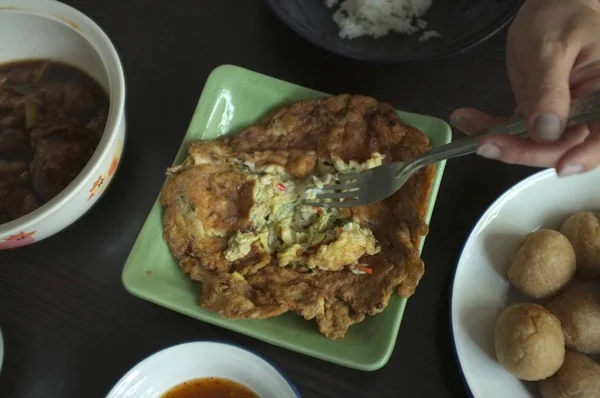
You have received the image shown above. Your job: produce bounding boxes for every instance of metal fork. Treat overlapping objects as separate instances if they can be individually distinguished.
[305,89,600,208]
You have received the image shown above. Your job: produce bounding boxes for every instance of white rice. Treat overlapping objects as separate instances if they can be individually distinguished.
[325,0,440,41]
[419,29,441,42]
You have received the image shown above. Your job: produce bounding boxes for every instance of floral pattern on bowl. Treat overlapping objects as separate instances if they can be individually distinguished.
[0,231,37,249]
[88,138,123,201]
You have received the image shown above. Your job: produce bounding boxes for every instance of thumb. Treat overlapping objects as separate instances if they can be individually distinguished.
[523,43,578,143]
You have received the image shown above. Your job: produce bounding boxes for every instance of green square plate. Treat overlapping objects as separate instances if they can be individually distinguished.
[122,65,452,371]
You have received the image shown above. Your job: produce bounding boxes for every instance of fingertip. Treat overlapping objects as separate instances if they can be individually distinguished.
[449,108,466,120]
[557,162,585,177]
[477,134,520,148]
[556,130,600,176]
[450,108,506,135]
[476,142,502,160]
[450,107,492,120]
[475,135,520,163]
[450,108,480,133]
[529,113,564,143]
[449,110,467,132]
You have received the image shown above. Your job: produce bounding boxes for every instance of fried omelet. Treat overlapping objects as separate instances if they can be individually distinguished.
[224,151,385,274]
[161,94,435,339]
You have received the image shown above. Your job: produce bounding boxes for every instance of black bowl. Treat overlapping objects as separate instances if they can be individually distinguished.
[264,0,522,62]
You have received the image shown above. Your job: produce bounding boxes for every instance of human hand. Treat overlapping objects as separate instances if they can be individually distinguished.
[451,0,600,176]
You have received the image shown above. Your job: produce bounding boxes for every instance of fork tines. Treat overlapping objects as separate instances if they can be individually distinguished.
[304,172,363,208]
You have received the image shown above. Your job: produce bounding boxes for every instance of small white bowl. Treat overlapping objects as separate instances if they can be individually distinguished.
[106,342,301,398]
[0,0,126,249]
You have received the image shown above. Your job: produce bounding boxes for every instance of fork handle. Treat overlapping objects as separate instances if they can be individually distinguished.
[410,119,528,167]
[410,89,600,168]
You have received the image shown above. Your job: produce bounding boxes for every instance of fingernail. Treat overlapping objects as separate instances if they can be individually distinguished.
[558,163,584,177]
[451,115,468,132]
[533,113,562,141]
[476,143,501,159]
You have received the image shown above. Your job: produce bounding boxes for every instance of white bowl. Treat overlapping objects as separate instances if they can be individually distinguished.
[0,326,3,374]
[106,342,301,398]
[451,167,600,398]
[0,0,126,249]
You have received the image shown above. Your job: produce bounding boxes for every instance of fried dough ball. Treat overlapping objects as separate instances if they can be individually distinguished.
[495,303,565,381]
[560,212,600,278]
[539,351,600,398]
[508,229,576,299]
[545,285,600,354]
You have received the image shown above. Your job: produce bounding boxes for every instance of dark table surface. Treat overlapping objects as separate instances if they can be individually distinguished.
[0,1,538,397]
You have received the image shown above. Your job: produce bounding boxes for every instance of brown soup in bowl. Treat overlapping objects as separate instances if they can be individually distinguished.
[0,59,109,224]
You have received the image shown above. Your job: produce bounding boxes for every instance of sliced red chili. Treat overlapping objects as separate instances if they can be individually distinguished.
[358,265,373,275]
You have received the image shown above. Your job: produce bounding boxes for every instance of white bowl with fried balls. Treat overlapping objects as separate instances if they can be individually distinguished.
[452,167,600,398]
[508,229,576,299]
[560,212,600,279]
[545,285,600,354]
[539,351,600,398]
[495,303,565,381]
